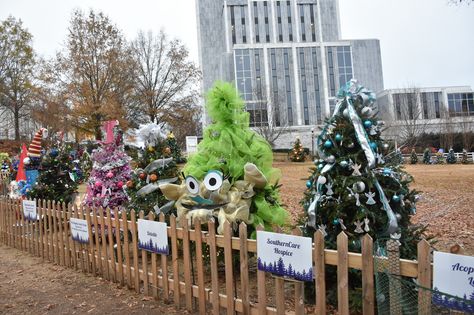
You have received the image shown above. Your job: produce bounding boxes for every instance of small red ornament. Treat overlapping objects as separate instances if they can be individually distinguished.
[106,171,114,178]
[94,181,102,188]
[117,181,124,189]
[139,172,147,180]
[149,174,158,182]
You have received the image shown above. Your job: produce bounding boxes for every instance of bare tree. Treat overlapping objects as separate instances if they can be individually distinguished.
[0,16,36,140]
[130,30,201,128]
[459,119,474,150]
[439,108,455,150]
[392,87,427,148]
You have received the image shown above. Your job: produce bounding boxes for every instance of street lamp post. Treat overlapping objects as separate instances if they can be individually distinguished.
[311,128,314,160]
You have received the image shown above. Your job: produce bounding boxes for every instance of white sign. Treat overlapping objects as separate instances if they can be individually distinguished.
[433,251,474,307]
[185,136,198,155]
[22,200,37,221]
[70,218,89,244]
[138,219,169,255]
[257,231,313,282]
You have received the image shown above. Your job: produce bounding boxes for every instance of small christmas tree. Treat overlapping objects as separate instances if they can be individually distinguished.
[423,148,432,164]
[165,131,186,164]
[299,80,426,309]
[446,148,456,164]
[289,137,306,162]
[126,123,179,217]
[84,122,132,210]
[461,149,470,164]
[410,149,418,164]
[434,149,445,164]
[28,144,79,204]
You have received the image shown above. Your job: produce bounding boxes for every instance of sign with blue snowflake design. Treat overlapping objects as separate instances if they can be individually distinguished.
[70,218,89,244]
[433,251,474,311]
[257,231,313,282]
[22,200,37,221]
[137,219,169,255]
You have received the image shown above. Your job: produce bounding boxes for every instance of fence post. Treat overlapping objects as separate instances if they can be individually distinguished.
[106,208,116,282]
[139,211,149,296]
[159,213,169,301]
[114,209,124,286]
[417,239,432,315]
[130,210,140,293]
[223,220,235,315]
[170,214,180,307]
[292,227,305,315]
[208,218,220,315]
[256,225,267,315]
[121,210,132,289]
[182,217,193,311]
[387,239,402,315]
[194,218,206,315]
[362,234,375,315]
[337,232,349,315]
[149,212,158,300]
[239,222,250,315]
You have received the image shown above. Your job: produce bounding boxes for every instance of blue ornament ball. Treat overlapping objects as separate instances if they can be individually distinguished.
[340,160,349,168]
[306,180,312,188]
[392,195,400,202]
[383,168,391,176]
[364,120,373,128]
[370,142,377,150]
[335,133,342,142]
[49,148,59,157]
[318,163,324,170]
[324,139,333,148]
[333,218,339,225]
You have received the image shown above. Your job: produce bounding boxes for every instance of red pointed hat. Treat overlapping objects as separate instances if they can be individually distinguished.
[16,144,27,182]
[28,128,47,158]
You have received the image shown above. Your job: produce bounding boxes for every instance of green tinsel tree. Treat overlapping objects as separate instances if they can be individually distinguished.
[410,149,418,164]
[126,124,180,218]
[446,148,456,164]
[166,132,186,164]
[423,148,432,164]
[289,137,306,162]
[434,150,445,164]
[299,80,427,308]
[28,145,79,204]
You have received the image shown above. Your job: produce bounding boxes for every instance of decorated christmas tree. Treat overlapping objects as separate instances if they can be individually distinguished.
[434,149,445,164]
[126,123,179,217]
[28,144,79,204]
[461,149,470,164]
[166,131,186,164]
[410,149,418,164]
[159,81,288,236]
[299,80,426,309]
[84,121,132,210]
[446,148,456,164]
[301,80,424,257]
[289,137,306,162]
[423,148,432,164]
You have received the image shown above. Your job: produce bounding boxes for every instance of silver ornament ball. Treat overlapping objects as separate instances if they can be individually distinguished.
[317,175,327,185]
[326,155,336,164]
[395,213,402,221]
[343,108,350,118]
[361,106,372,116]
[353,181,366,193]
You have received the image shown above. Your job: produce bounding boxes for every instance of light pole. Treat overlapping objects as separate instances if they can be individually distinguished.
[311,128,314,160]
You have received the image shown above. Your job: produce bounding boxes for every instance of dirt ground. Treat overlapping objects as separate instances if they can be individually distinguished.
[276,162,474,255]
[0,245,193,315]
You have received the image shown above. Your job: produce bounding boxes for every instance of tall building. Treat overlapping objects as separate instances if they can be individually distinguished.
[196,0,384,148]
[377,86,474,142]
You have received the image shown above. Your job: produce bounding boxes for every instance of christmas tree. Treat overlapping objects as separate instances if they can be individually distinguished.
[423,148,432,164]
[84,122,132,210]
[446,148,456,164]
[461,149,470,164]
[410,149,418,164]
[166,131,186,164]
[434,149,445,164]
[300,80,426,308]
[28,144,79,204]
[126,123,179,217]
[289,137,306,162]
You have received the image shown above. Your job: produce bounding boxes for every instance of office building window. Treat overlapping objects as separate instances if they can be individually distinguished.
[284,50,293,125]
[393,94,402,120]
[327,48,335,96]
[264,1,270,42]
[287,1,293,41]
[299,5,306,41]
[309,4,316,41]
[311,48,321,123]
[270,49,280,126]
[248,102,268,127]
[299,51,309,125]
[337,46,353,87]
[230,7,236,44]
[434,92,441,118]
[448,93,474,117]
[421,93,429,119]
[253,2,259,43]
[241,6,247,43]
[277,1,283,42]
[235,49,252,101]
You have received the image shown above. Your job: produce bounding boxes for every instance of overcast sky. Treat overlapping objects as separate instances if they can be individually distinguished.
[1,0,473,90]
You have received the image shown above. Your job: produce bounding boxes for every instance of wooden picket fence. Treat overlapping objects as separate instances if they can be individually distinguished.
[0,197,433,315]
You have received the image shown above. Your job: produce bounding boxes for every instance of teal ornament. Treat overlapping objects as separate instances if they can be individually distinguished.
[333,218,339,225]
[364,120,373,128]
[335,133,342,142]
[306,180,312,188]
[318,163,324,170]
[383,168,391,176]
[392,195,400,202]
[370,142,377,150]
[324,140,333,148]
[340,160,349,168]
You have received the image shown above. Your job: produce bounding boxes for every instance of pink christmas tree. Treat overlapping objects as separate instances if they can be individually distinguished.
[84,121,131,210]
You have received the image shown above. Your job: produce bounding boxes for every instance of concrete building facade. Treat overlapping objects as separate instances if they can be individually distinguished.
[376,86,474,141]
[195,0,384,149]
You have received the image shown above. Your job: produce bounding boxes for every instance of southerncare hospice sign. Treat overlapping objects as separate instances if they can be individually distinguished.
[257,230,313,282]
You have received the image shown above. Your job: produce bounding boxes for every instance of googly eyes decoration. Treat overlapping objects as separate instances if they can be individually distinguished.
[185,176,200,195]
[203,170,223,191]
